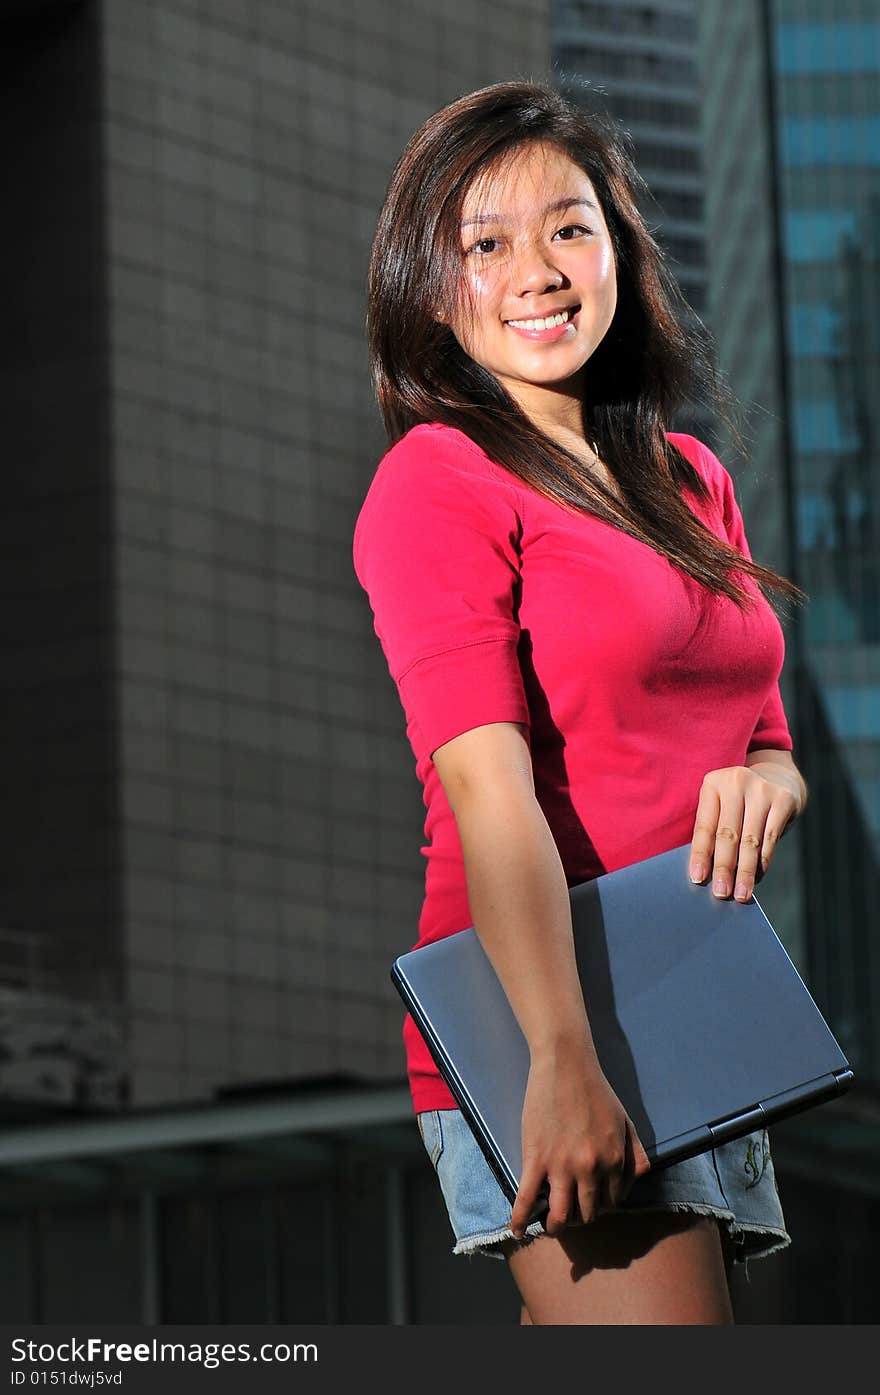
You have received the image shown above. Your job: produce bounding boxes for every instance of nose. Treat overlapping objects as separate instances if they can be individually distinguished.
[512,240,564,295]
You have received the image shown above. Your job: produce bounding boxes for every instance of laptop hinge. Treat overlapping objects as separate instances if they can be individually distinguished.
[708,1104,765,1144]
[758,1070,854,1118]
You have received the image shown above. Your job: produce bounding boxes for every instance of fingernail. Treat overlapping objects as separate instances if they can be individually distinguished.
[713,877,728,897]
[735,883,749,901]
[690,862,706,883]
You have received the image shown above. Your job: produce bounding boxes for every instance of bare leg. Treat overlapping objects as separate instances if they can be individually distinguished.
[504,1211,734,1325]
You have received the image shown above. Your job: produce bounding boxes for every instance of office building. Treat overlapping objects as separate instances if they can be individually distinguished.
[698,0,880,1323]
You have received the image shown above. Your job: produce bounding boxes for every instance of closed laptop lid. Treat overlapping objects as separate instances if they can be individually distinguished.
[392,842,851,1203]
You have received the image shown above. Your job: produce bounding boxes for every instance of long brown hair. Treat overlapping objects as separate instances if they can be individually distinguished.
[367,79,806,616]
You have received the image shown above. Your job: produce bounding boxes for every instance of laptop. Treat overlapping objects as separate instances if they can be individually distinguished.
[391,841,853,1210]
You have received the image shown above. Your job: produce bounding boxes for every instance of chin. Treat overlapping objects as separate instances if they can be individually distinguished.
[510,358,586,382]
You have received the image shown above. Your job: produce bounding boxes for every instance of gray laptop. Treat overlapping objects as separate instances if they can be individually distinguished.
[391,842,853,1210]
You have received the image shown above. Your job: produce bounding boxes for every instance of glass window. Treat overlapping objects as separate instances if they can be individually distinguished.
[782,116,880,165]
[777,21,880,74]
[785,209,859,262]
[790,303,841,355]
[793,398,861,452]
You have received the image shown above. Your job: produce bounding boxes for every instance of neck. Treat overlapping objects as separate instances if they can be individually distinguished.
[504,375,589,444]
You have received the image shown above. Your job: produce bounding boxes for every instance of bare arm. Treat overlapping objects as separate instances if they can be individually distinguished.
[436,722,597,1058]
[433,721,651,1238]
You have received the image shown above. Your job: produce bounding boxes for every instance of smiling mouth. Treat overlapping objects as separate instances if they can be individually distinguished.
[505,304,580,331]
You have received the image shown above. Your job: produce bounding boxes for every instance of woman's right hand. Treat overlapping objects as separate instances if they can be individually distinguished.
[510,1039,653,1240]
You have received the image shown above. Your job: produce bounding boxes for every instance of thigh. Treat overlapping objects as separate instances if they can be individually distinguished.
[503,1209,734,1325]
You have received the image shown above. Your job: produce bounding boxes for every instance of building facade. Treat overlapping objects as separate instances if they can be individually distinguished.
[698,0,880,1322]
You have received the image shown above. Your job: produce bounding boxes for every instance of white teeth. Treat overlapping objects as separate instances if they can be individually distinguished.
[507,309,572,330]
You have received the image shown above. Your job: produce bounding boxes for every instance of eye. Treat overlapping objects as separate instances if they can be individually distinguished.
[466,236,502,256]
[553,223,593,241]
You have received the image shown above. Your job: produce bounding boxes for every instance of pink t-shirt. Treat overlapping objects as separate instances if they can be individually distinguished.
[352,423,793,1114]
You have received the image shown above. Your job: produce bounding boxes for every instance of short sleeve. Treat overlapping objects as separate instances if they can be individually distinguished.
[698,440,794,754]
[352,429,530,762]
[745,691,793,754]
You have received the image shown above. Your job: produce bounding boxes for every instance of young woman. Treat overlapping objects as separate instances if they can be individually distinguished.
[352,80,808,1325]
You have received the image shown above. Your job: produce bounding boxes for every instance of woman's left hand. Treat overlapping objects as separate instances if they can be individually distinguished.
[688,763,806,903]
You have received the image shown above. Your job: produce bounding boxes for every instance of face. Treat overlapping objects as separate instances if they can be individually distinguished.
[443,141,617,425]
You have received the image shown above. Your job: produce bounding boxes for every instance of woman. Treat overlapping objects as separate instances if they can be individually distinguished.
[352,80,808,1324]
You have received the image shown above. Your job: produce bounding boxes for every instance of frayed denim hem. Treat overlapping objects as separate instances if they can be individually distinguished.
[719,1218,792,1283]
[450,1200,792,1279]
[452,1216,547,1261]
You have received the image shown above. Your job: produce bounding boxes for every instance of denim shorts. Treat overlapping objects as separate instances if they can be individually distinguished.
[417,1107,792,1280]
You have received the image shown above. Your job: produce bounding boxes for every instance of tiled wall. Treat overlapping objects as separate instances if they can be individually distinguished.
[101,0,550,1104]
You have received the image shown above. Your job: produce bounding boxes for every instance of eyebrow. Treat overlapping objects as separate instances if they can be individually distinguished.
[460,196,599,229]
